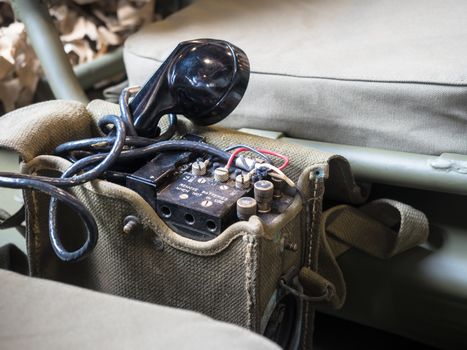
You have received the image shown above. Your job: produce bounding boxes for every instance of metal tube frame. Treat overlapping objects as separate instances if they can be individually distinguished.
[11,0,126,103]
[11,0,88,103]
[284,138,467,196]
[239,128,467,196]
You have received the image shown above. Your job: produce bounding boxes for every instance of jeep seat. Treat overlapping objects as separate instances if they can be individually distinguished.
[124,0,467,156]
[0,269,279,350]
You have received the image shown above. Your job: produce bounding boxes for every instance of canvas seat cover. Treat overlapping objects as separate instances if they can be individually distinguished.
[124,0,467,155]
[0,269,279,350]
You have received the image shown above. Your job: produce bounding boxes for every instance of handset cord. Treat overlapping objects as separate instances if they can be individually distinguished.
[0,89,234,262]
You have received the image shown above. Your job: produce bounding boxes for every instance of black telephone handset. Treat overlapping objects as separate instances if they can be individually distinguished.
[130,39,250,136]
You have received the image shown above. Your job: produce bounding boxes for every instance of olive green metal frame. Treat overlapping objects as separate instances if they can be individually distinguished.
[285,139,467,195]
[11,0,125,104]
[240,128,467,196]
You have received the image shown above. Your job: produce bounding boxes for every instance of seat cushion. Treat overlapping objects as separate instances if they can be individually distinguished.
[124,0,467,155]
[0,269,278,350]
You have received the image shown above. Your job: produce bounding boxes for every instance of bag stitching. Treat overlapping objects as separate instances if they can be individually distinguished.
[244,234,256,330]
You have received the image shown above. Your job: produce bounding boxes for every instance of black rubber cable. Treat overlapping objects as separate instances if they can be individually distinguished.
[119,87,139,137]
[55,140,233,167]
[0,175,98,261]
[0,206,26,236]
[0,114,126,189]
[54,115,177,156]
[0,114,125,261]
[47,157,110,261]
[47,114,126,260]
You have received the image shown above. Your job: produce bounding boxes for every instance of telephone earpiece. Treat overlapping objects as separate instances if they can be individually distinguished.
[129,39,250,137]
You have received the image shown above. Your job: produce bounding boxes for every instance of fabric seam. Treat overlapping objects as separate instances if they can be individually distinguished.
[125,50,467,87]
[244,234,256,330]
[307,177,319,267]
[30,190,41,276]
[302,176,318,348]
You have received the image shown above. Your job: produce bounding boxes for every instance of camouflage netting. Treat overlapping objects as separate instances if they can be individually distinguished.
[0,0,157,113]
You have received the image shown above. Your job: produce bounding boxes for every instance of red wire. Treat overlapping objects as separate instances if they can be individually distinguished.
[257,149,289,170]
[225,147,289,170]
[226,147,247,169]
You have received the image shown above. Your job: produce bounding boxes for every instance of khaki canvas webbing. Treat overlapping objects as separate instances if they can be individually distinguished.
[0,100,429,316]
[299,198,429,308]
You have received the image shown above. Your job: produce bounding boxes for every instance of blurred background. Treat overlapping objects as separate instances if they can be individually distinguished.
[0,0,191,115]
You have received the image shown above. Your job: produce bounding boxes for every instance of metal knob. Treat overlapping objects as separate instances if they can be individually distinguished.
[271,177,284,198]
[254,180,274,213]
[237,197,257,220]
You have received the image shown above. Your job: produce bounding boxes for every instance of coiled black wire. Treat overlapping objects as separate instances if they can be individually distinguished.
[63,139,232,164]
[0,91,235,262]
[54,114,178,156]
[0,114,126,188]
[0,114,126,262]
[119,86,139,137]
[0,175,98,260]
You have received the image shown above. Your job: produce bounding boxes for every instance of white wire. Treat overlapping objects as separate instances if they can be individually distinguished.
[254,163,295,187]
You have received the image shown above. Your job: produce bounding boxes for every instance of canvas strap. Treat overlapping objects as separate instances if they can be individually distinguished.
[298,198,429,308]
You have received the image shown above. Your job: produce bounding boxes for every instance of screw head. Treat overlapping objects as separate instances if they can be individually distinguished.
[201,200,213,207]
[151,236,164,251]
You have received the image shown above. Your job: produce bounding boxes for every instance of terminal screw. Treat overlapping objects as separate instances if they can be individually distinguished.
[192,160,207,176]
[214,167,229,182]
[235,174,251,189]
[271,177,284,199]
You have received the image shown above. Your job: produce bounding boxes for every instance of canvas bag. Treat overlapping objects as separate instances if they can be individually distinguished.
[0,100,429,349]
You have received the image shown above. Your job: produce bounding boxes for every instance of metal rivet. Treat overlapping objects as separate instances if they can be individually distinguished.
[123,215,140,235]
[152,236,164,251]
[284,242,298,251]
